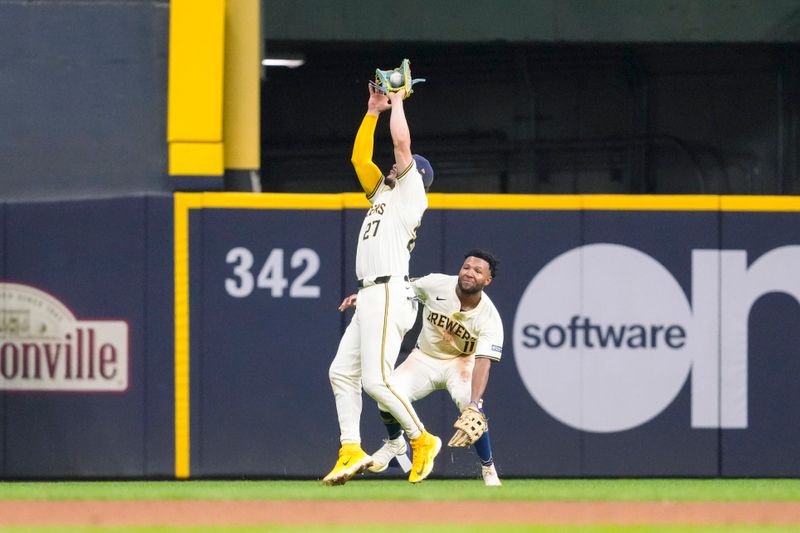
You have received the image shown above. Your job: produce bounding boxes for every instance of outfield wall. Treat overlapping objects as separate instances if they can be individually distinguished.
[1,193,799,479]
[0,196,174,478]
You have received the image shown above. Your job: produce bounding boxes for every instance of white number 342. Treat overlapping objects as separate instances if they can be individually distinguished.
[225,247,321,298]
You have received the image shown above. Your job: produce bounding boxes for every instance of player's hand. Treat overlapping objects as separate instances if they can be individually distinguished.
[387,89,406,102]
[367,84,391,114]
[338,294,358,312]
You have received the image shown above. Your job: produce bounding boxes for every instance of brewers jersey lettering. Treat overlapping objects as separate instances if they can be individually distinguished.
[355,160,427,281]
[412,274,504,361]
[388,273,504,412]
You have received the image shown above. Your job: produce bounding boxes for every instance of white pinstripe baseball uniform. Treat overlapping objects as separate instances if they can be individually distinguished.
[329,159,429,443]
[392,273,504,410]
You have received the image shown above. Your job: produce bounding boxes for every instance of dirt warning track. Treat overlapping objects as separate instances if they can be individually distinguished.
[1,500,799,526]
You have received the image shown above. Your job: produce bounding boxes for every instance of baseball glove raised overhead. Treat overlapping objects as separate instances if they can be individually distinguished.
[448,405,488,447]
[370,58,426,98]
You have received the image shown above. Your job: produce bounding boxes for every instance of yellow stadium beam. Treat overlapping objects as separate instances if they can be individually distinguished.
[168,0,226,177]
[224,0,260,171]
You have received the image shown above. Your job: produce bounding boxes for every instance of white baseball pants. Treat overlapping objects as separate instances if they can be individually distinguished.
[329,279,425,443]
[391,348,476,411]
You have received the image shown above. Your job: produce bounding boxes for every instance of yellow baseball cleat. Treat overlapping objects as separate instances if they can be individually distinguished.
[322,443,372,486]
[408,431,441,483]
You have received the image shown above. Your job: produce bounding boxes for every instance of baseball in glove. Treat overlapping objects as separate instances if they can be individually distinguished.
[370,58,426,98]
[448,405,488,447]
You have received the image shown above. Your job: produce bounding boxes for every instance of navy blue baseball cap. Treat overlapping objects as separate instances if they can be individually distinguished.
[413,154,434,190]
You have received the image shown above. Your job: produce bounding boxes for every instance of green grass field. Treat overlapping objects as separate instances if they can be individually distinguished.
[1,479,799,533]
[1,478,799,501]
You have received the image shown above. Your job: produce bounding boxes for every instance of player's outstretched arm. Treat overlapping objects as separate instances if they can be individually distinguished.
[351,85,390,195]
[387,90,412,173]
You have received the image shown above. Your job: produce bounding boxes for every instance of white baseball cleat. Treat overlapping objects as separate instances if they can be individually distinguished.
[481,463,502,487]
[368,436,409,473]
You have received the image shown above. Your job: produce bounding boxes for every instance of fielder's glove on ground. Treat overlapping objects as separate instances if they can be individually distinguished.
[448,405,487,447]
[370,58,425,99]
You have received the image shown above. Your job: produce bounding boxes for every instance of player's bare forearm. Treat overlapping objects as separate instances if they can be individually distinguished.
[470,357,492,405]
[388,91,412,170]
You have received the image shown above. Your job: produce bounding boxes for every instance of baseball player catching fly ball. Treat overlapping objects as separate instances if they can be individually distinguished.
[339,249,504,486]
[324,61,440,486]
